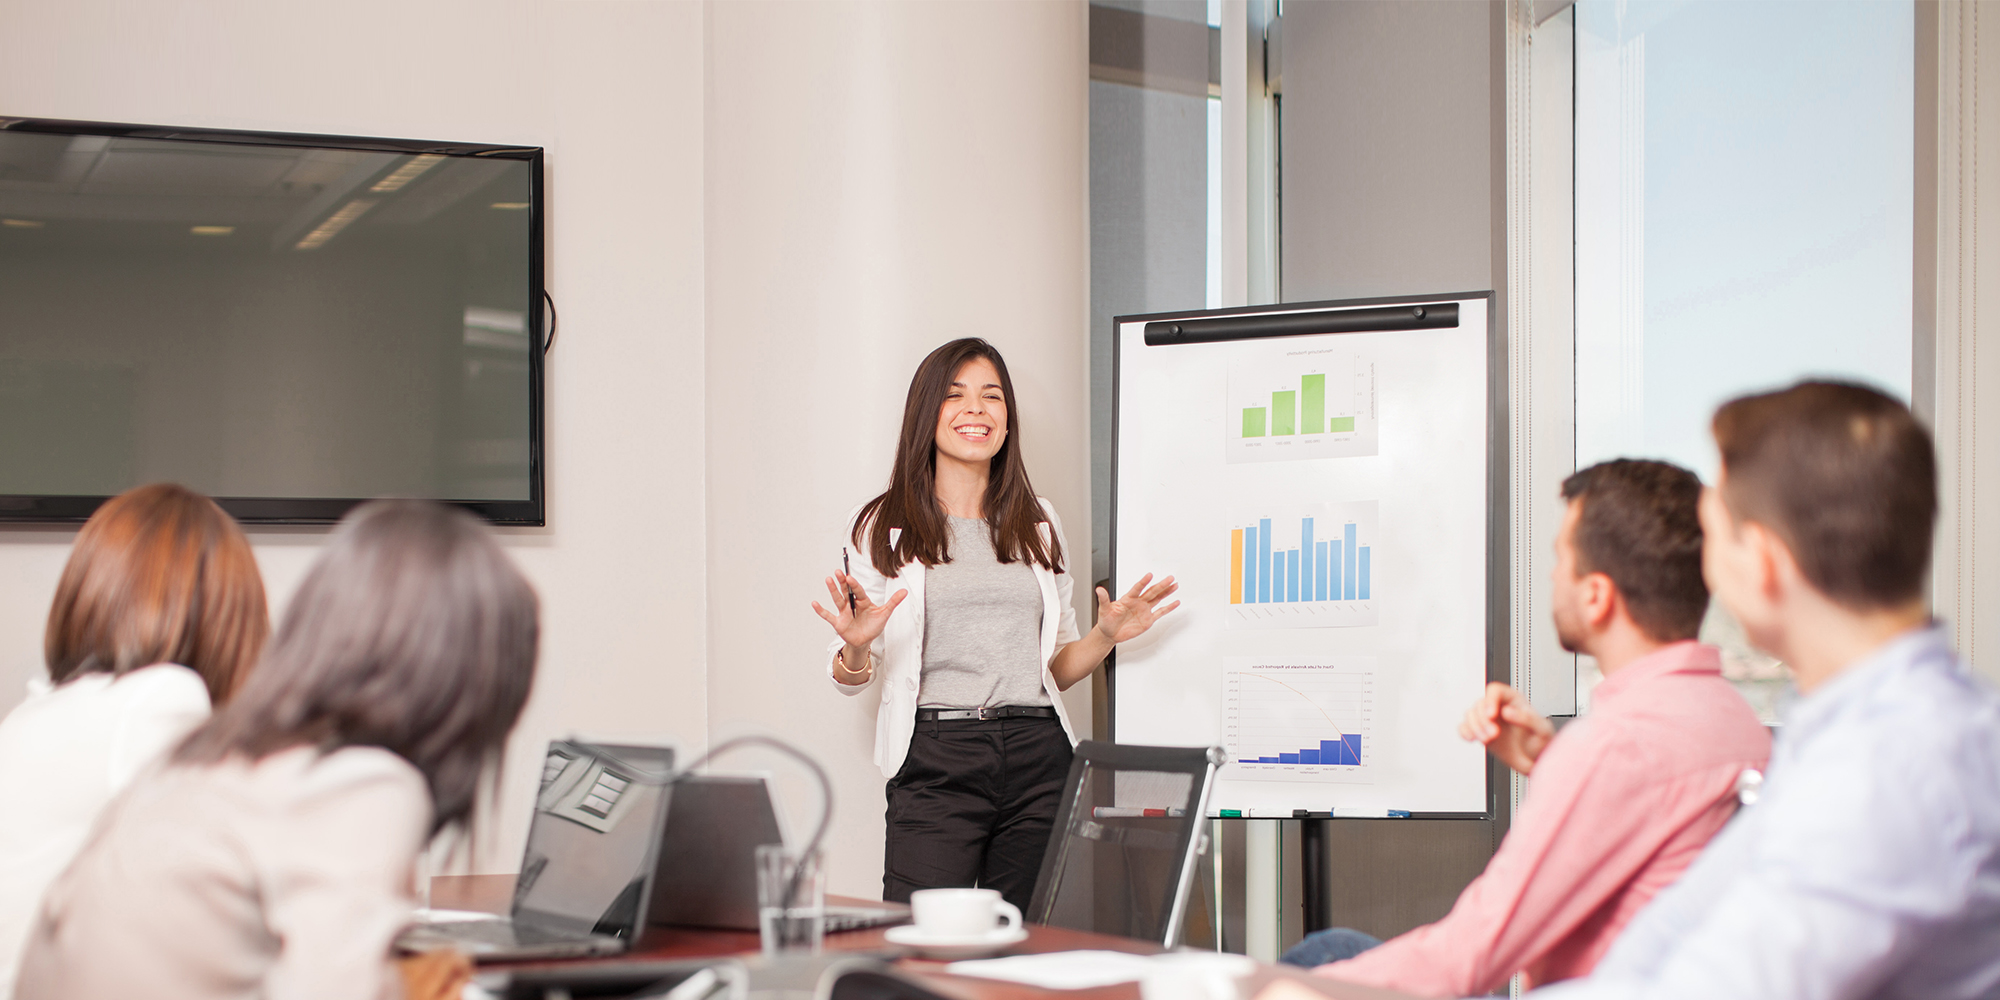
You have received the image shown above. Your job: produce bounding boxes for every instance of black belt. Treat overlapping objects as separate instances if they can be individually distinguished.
[915,706,1059,721]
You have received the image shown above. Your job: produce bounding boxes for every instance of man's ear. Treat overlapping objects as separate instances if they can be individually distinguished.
[1743,520,1800,601]
[1584,571,1620,629]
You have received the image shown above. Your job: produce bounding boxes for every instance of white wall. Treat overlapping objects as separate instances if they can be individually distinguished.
[703,1,1091,898]
[0,1,1092,892]
[0,0,711,870]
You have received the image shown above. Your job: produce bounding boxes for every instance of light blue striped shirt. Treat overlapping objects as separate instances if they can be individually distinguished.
[1533,625,2000,1000]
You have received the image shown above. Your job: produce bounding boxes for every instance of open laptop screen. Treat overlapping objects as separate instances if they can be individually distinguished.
[511,741,676,940]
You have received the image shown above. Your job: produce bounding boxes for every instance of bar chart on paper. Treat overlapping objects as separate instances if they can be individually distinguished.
[1227,500,1378,629]
[1224,659,1375,782]
[1227,349,1377,464]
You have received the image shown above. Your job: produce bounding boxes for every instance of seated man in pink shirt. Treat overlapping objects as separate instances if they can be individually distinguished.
[1279,458,1772,997]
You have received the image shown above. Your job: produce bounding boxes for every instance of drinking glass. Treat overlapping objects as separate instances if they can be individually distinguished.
[755,844,826,956]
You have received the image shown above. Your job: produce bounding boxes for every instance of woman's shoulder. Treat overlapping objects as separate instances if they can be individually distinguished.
[1032,497,1067,532]
[74,662,207,708]
[106,662,210,703]
[844,501,873,530]
[149,745,423,810]
[165,747,431,853]
[264,745,427,798]
[263,746,432,851]
[845,498,894,533]
[192,745,430,825]
[1,663,207,733]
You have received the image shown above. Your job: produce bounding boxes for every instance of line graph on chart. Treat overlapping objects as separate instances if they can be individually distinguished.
[1223,657,1376,783]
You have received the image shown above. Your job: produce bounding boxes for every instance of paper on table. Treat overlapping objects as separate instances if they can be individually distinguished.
[412,908,503,923]
[946,951,1162,989]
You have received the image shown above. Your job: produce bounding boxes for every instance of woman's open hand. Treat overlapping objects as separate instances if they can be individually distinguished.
[1092,573,1180,645]
[811,572,907,651]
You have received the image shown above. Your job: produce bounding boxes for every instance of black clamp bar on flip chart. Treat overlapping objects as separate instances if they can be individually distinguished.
[1142,302,1459,347]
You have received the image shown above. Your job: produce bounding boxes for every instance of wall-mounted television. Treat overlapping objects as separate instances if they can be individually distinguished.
[0,118,544,524]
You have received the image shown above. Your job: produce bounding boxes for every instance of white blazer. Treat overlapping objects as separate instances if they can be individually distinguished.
[828,497,1083,779]
[0,663,212,999]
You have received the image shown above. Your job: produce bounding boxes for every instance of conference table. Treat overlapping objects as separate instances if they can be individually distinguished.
[430,876,1408,1000]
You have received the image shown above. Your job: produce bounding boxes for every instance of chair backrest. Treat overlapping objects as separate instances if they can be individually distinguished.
[1026,741,1226,946]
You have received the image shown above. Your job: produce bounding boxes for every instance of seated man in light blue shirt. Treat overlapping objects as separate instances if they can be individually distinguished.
[1535,381,2000,1000]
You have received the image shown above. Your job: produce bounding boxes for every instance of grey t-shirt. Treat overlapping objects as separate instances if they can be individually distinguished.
[919,516,1051,709]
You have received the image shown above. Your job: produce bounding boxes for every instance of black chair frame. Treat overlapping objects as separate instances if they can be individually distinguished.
[1025,741,1226,946]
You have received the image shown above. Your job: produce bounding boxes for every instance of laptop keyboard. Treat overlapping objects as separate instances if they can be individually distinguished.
[417,918,613,957]
[433,920,524,947]
[823,906,910,932]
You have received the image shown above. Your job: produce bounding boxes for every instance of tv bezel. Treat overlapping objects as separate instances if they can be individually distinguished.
[0,117,547,526]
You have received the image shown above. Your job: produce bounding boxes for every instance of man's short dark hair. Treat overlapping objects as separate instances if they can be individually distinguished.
[1561,459,1709,642]
[1711,380,1936,609]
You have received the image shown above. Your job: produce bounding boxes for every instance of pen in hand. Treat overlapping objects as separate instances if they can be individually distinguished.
[843,552,857,612]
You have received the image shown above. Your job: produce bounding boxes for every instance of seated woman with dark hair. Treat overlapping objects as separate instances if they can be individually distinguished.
[15,499,540,1000]
[0,483,268,998]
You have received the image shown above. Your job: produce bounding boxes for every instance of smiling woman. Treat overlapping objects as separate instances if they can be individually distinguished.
[809,338,1180,911]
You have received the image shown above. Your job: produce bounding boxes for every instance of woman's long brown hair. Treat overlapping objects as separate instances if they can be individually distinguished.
[854,338,1063,577]
[45,483,269,705]
[176,500,537,836]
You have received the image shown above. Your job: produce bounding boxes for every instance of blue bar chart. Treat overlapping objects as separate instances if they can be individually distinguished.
[1227,500,1378,630]
[1223,659,1375,782]
[1249,735,1364,766]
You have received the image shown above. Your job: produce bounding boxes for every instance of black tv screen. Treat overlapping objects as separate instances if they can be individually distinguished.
[0,118,543,524]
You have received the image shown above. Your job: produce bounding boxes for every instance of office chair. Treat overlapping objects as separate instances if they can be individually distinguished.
[1025,741,1227,946]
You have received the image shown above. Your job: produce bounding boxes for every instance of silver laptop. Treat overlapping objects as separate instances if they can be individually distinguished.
[648,775,907,932]
[401,740,676,960]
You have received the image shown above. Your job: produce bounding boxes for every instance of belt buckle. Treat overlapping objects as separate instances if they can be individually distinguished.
[976,706,993,721]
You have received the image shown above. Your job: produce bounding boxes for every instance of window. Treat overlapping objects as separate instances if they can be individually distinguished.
[1088,0,1221,595]
[1572,0,1916,717]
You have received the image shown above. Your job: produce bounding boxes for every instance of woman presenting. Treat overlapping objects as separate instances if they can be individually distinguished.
[812,338,1178,911]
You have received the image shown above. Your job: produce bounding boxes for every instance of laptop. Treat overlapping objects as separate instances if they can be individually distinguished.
[648,775,907,932]
[401,740,677,961]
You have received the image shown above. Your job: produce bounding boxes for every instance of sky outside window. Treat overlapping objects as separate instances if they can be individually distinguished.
[1574,0,1914,482]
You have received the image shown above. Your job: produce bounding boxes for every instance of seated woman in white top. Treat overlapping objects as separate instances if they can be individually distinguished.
[0,483,268,998]
[16,499,539,1000]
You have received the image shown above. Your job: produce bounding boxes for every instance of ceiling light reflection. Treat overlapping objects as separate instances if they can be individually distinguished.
[369,153,446,193]
[293,199,376,250]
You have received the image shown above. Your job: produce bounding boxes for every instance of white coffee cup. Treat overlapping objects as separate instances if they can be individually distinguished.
[909,888,1022,939]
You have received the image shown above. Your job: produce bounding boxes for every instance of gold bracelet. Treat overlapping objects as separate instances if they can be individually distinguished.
[837,648,870,677]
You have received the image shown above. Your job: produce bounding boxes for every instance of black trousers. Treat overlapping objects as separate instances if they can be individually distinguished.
[882,715,1073,913]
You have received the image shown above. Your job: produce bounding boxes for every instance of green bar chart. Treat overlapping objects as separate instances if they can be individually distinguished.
[1271,390,1296,435]
[1227,349,1378,463]
[1301,374,1325,434]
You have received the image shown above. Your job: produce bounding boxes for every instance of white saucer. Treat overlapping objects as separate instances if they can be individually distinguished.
[884,923,1030,959]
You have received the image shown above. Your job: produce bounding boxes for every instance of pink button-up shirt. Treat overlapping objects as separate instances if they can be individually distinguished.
[1317,641,1772,997]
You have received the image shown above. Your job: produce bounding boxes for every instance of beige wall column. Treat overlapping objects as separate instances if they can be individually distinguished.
[1932,0,2000,683]
[703,1,1091,898]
